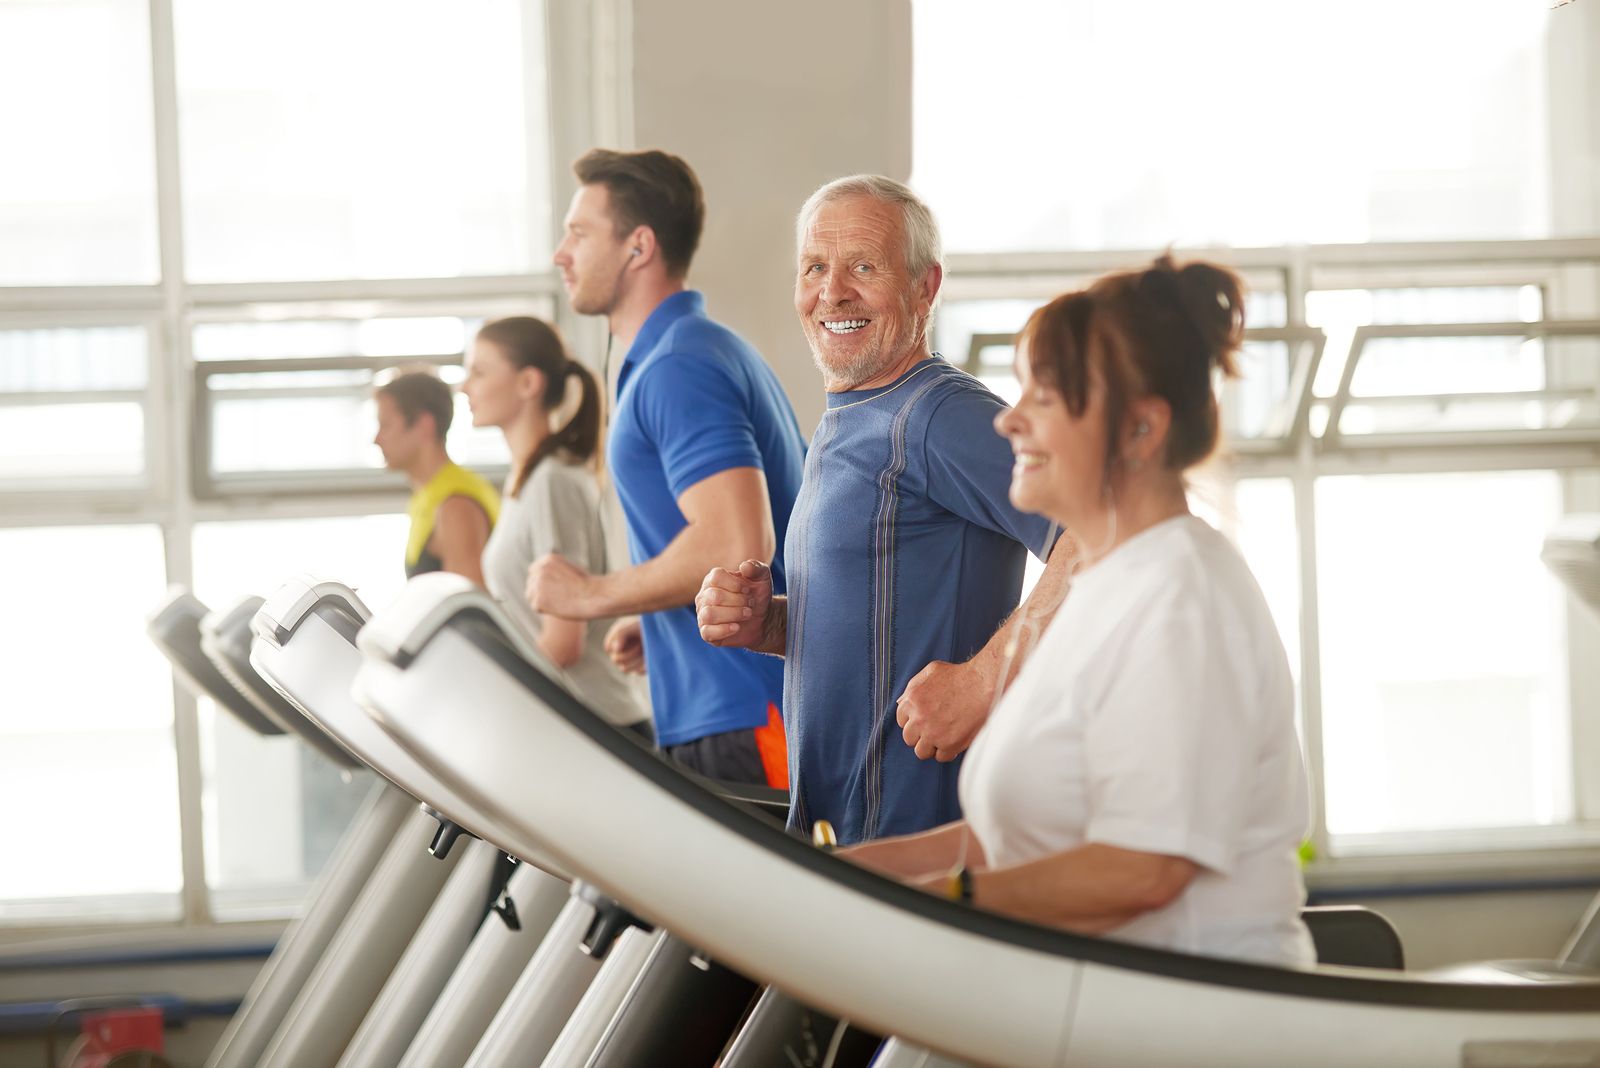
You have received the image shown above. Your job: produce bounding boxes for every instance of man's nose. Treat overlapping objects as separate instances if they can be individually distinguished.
[819,265,857,306]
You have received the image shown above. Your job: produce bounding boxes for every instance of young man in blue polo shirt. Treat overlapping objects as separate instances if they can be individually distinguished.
[526,148,806,788]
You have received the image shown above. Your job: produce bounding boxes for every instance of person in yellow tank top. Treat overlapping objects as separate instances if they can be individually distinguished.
[373,369,500,582]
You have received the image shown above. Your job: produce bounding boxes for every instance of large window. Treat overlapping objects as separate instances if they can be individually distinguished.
[0,0,159,285]
[0,526,181,920]
[1317,471,1570,840]
[191,515,409,918]
[913,0,1550,252]
[0,0,560,927]
[917,0,1600,875]
[0,325,152,486]
[192,309,525,493]
[935,258,1600,869]
[172,0,546,282]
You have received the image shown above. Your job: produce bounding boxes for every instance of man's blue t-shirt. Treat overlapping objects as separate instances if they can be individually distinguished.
[784,358,1058,844]
[609,290,807,748]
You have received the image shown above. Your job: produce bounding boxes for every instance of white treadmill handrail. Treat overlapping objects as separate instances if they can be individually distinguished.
[254,574,370,650]
[200,597,302,735]
[355,571,562,683]
[254,574,569,879]
[353,587,1600,1067]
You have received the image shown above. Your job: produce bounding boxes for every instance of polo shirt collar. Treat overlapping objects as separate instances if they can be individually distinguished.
[623,289,705,369]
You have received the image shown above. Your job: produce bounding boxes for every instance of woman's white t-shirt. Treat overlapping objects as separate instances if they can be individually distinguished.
[959,515,1315,967]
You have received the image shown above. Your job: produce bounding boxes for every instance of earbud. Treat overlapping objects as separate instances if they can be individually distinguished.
[1134,422,1150,438]
[630,248,641,258]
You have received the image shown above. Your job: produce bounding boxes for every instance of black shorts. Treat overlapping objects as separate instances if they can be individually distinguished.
[663,705,788,788]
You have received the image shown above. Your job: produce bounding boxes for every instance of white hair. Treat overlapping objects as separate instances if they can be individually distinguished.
[795,174,944,281]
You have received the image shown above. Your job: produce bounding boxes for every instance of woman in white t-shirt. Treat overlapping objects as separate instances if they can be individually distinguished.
[844,256,1315,967]
[462,317,649,733]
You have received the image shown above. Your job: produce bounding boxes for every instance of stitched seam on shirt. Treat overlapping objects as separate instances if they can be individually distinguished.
[862,371,949,840]
[786,410,838,831]
[825,361,940,412]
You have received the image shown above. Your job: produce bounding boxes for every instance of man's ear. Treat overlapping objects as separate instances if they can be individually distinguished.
[626,225,659,268]
[918,262,944,316]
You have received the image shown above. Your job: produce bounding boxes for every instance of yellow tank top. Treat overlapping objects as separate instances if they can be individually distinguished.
[405,462,501,576]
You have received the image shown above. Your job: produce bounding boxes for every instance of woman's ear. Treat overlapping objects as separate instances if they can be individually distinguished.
[1122,395,1171,468]
[518,365,547,404]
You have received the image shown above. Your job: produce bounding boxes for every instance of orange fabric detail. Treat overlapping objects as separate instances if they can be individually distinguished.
[753,703,789,790]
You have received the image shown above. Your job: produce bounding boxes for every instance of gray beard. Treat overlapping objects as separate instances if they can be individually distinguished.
[810,343,889,392]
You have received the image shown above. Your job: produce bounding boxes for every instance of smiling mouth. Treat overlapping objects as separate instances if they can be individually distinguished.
[822,319,869,335]
[1013,452,1048,470]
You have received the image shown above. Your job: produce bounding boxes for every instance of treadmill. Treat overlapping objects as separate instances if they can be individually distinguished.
[351,577,1600,1068]
[315,572,789,1066]
[147,591,412,1068]
[253,576,740,1068]
[149,588,466,1068]
[248,575,574,1068]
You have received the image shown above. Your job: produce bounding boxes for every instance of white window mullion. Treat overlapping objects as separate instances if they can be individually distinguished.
[1293,445,1332,864]
[149,0,210,927]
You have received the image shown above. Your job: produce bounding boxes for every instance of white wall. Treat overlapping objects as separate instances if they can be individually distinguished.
[627,0,913,432]
[1548,0,1600,238]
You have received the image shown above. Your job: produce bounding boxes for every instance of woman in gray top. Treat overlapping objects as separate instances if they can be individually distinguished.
[462,316,649,732]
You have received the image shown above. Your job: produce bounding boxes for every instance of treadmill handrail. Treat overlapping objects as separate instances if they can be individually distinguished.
[253,575,370,649]
[147,588,287,737]
[356,571,565,682]
[420,595,1600,1014]
[204,594,363,769]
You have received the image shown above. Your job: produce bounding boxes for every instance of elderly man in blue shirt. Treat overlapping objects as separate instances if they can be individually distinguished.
[697,175,1075,844]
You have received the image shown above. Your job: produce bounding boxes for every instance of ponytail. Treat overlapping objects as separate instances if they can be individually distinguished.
[514,360,601,496]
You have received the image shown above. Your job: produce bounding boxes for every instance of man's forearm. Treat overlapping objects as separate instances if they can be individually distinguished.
[970,533,1077,688]
[590,522,768,619]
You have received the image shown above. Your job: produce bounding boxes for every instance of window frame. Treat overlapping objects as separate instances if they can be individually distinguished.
[942,239,1600,888]
[0,0,600,934]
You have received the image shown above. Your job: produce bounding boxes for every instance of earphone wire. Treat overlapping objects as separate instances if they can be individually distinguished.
[950,483,1123,876]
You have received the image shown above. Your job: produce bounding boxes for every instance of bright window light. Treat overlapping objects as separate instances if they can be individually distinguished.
[1317,470,1571,837]
[0,0,159,284]
[173,0,546,282]
[0,525,181,910]
[189,515,410,914]
[913,0,1550,251]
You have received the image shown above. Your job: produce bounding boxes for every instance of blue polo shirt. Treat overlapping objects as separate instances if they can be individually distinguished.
[609,290,807,747]
[783,358,1058,844]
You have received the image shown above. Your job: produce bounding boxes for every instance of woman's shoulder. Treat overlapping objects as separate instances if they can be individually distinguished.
[524,455,601,496]
[1082,517,1270,637]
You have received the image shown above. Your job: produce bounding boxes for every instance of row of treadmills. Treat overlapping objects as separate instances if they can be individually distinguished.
[144,571,1600,1067]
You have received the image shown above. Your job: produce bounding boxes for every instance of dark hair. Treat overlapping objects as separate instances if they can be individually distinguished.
[1020,253,1245,477]
[573,148,705,277]
[475,316,601,497]
[375,370,453,443]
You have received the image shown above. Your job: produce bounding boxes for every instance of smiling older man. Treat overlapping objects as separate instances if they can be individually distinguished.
[697,175,1075,844]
